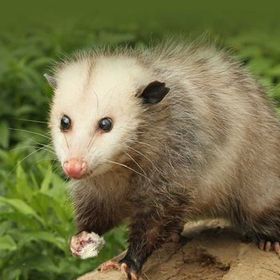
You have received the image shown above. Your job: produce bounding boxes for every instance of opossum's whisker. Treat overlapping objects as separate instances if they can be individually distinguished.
[30,156,59,166]
[87,133,97,152]
[16,146,50,165]
[8,136,55,156]
[142,272,151,280]
[8,128,51,140]
[28,139,55,150]
[39,146,57,156]
[124,151,147,176]
[134,140,155,150]
[126,145,161,174]
[39,143,54,150]
[104,159,151,182]
[15,118,49,124]
[28,140,56,156]
[34,141,54,150]
[9,145,55,158]
[9,144,38,152]
[5,146,51,179]
[63,133,70,150]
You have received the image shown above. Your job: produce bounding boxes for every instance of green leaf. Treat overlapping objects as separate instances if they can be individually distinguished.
[15,164,33,200]
[267,65,280,78]
[249,57,273,75]
[0,122,9,148]
[0,235,17,252]
[18,231,66,251]
[0,197,44,225]
[40,166,52,193]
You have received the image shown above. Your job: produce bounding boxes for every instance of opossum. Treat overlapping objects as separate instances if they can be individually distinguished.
[47,42,280,279]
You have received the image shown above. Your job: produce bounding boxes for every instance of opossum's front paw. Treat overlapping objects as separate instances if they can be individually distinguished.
[258,240,280,254]
[120,259,141,280]
[70,231,105,259]
[70,231,92,257]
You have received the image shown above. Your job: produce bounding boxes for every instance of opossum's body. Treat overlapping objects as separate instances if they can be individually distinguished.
[49,43,280,279]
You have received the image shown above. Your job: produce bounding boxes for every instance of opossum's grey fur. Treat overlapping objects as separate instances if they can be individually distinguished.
[50,41,280,276]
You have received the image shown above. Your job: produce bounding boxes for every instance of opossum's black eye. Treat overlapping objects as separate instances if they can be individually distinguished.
[98,117,113,132]
[60,115,72,131]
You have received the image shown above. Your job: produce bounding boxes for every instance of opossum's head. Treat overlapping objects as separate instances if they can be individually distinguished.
[47,55,169,180]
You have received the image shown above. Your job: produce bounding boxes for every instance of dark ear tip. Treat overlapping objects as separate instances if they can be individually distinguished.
[151,81,165,87]
[139,80,170,104]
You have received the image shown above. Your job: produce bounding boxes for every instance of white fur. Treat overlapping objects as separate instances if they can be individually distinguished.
[79,232,105,259]
[50,56,153,176]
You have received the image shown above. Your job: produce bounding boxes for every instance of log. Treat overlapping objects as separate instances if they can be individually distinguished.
[78,221,280,280]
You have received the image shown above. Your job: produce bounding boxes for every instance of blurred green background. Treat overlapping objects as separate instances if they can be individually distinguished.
[1,1,280,279]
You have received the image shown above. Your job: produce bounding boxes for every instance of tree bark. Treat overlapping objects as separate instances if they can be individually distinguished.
[78,221,280,280]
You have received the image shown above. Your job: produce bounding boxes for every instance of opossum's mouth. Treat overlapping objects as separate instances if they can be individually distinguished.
[63,158,89,180]
[63,167,98,181]
[64,163,111,180]
[65,172,89,180]
[63,154,130,180]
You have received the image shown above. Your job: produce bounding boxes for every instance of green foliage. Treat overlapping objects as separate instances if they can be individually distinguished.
[0,21,280,280]
[0,146,127,280]
[0,26,136,280]
[227,32,280,107]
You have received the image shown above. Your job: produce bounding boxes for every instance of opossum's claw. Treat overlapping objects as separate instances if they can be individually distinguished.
[98,260,121,272]
[274,241,280,254]
[98,259,140,279]
[120,262,140,280]
[258,240,265,250]
[265,241,271,252]
[258,240,280,255]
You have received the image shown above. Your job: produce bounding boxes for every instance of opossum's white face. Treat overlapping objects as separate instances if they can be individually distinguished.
[49,56,169,179]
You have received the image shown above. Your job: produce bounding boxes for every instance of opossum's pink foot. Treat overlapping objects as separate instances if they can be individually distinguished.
[70,231,93,257]
[99,260,121,272]
[121,263,139,280]
[258,240,280,254]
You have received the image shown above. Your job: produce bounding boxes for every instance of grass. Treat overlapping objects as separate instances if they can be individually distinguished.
[0,21,280,279]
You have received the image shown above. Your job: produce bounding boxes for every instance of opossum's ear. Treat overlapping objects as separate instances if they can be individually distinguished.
[44,73,57,88]
[138,81,170,104]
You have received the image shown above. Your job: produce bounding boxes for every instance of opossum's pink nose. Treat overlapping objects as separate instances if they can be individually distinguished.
[63,158,87,179]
